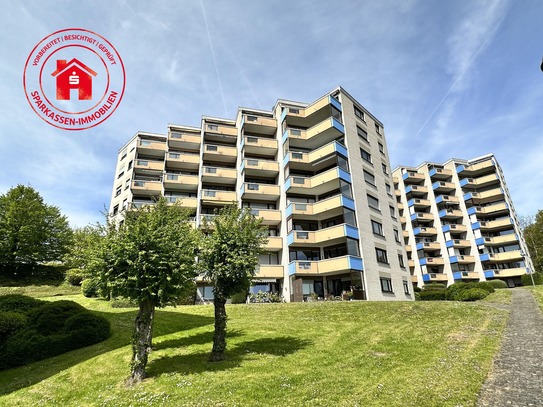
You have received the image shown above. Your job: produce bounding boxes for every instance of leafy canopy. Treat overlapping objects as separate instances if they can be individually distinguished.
[99,198,199,307]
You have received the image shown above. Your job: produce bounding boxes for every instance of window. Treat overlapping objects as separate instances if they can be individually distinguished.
[394,229,400,243]
[371,220,384,236]
[398,254,405,268]
[389,205,396,219]
[357,126,368,141]
[403,280,410,294]
[375,123,382,135]
[378,142,385,154]
[128,160,133,170]
[117,171,124,179]
[364,170,376,186]
[382,163,388,175]
[367,194,379,210]
[120,152,127,161]
[208,124,219,131]
[385,183,392,196]
[360,148,372,163]
[354,106,365,121]
[376,248,389,264]
[115,186,121,197]
[113,204,119,215]
[380,278,393,293]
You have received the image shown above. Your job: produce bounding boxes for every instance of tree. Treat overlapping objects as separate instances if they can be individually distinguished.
[0,185,72,270]
[198,205,268,361]
[98,198,199,384]
[521,211,543,273]
[63,224,104,275]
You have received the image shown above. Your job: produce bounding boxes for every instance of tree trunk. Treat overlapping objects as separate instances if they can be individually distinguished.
[127,298,155,385]
[210,294,227,361]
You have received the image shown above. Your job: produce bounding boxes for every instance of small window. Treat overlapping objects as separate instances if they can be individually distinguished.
[367,194,379,210]
[378,142,385,154]
[354,107,365,121]
[376,248,388,264]
[394,229,400,243]
[371,220,384,236]
[113,204,119,215]
[115,186,122,197]
[360,148,372,164]
[375,123,382,135]
[389,205,396,219]
[208,124,219,131]
[380,277,393,293]
[398,254,405,268]
[120,152,127,161]
[117,171,124,179]
[357,126,368,141]
[385,183,392,196]
[128,160,133,170]
[382,163,388,175]
[364,170,376,186]
[403,280,410,294]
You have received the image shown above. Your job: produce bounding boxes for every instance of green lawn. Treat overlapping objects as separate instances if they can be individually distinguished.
[0,294,508,407]
[529,285,543,311]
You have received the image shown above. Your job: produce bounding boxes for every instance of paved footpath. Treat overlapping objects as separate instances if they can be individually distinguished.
[477,288,543,406]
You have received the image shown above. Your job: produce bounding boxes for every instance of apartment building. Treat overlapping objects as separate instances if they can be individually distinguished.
[109,87,413,302]
[393,154,533,288]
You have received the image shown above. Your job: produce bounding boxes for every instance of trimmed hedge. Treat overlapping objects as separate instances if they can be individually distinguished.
[422,283,446,291]
[230,291,248,304]
[458,288,489,301]
[445,283,473,301]
[81,278,100,298]
[472,282,495,294]
[487,279,508,289]
[521,272,543,286]
[0,296,110,370]
[418,290,447,301]
[65,268,86,286]
[0,294,45,314]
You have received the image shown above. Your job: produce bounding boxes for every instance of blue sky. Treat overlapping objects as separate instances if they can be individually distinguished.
[1,0,542,227]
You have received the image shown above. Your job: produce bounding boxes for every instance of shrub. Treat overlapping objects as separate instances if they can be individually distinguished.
[230,291,248,304]
[81,278,100,298]
[414,292,421,301]
[29,300,85,335]
[487,279,508,289]
[422,283,446,291]
[445,282,473,301]
[0,311,28,342]
[64,268,86,286]
[418,290,447,301]
[472,281,495,293]
[413,286,422,293]
[521,272,543,286]
[250,291,282,303]
[458,288,489,301]
[110,297,138,308]
[65,313,110,348]
[0,294,45,314]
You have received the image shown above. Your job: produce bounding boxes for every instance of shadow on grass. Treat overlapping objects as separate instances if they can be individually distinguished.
[147,336,312,378]
[153,329,244,351]
[0,308,214,396]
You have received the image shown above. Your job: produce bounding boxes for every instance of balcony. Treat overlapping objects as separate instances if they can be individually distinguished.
[287,224,359,246]
[438,208,463,220]
[475,218,513,233]
[265,237,283,251]
[485,267,528,278]
[445,239,471,248]
[467,202,509,217]
[255,265,284,279]
[413,227,437,237]
[477,234,518,246]
[201,166,237,184]
[397,202,404,210]
[201,189,236,204]
[460,173,500,189]
[480,250,524,263]
[285,167,351,196]
[166,152,200,170]
[406,245,412,252]
[164,173,198,190]
[403,230,409,238]
[408,198,431,209]
[240,183,280,201]
[410,212,434,223]
[134,159,164,173]
[453,271,480,280]
[442,224,467,233]
[429,167,452,180]
[241,114,276,136]
[404,185,428,197]
[420,257,445,266]
[283,117,345,150]
[166,196,197,208]
[285,141,347,168]
[416,241,441,251]
[241,158,279,177]
[422,273,448,283]
[408,259,415,268]
[168,131,201,151]
[411,275,418,284]
[131,180,161,196]
[242,136,278,157]
[136,139,166,157]
[282,95,342,122]
[456,159,495,177]
[432,181,456,194]
[288,255,363,277]
[402,171,425,184]
[286,194,355,221]
[203,144,237,163]
[464,188,505,205]
[204,122,238,137]
[449,255,476,264]
[248,209,281,226]
[435,195,460,205]
[400,216,407,224]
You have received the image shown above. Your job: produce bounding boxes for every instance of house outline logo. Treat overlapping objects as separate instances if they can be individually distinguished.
[23,28,126,131]
[51,58,97,101]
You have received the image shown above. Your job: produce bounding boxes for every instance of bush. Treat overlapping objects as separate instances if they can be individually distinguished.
[81,278,100,298]
[445,282,473,301]
[487,279,508,289]
[413,286,422,293]
[64,268,86,286]
[110,297,138,308]
[0,311,28,342]
[250,291,282,303]
[64,313,110,348]
[473,282,495,293]
[0,294,45,314]
[29,300,85,335]
[458,288,489,302]
[521,272,543,286]
[422,283,446,291]
[230,291,248,304]
[418,290,447,301]
[414,292,421,301]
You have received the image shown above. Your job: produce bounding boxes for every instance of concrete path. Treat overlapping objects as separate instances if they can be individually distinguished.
[477,288,543,406]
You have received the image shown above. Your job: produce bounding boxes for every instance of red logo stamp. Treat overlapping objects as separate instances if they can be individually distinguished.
[23,28,126,131]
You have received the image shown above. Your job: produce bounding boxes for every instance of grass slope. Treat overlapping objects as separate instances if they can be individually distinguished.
[0,294,508,407]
